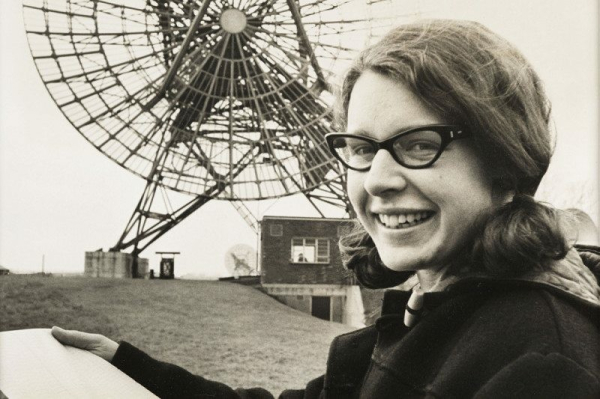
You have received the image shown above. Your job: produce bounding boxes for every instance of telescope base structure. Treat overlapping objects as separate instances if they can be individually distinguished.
[84,251,149,279]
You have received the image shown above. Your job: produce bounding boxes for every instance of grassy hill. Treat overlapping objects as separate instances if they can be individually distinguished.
[0,275,355,394]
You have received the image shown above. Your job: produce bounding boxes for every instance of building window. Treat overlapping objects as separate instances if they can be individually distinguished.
[270,224,283,236]
[291,238,330,264]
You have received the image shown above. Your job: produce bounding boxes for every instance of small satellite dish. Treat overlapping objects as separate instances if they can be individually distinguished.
[224,244,257,278]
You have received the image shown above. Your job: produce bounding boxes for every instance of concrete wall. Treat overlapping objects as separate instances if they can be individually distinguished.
[138,257,149,277]
[331,296,344,323]
[276,293,311,315]
[260,216,354,285]
[262,284,366,327]
[84,251,149,278]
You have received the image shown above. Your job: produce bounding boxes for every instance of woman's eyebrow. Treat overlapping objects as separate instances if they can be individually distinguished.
[345,125,419,139]
[345,129,374,138]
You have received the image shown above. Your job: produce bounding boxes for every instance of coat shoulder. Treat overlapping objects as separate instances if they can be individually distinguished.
[466,287,599,357]
[429,287,600,397]
[419,287,600,398]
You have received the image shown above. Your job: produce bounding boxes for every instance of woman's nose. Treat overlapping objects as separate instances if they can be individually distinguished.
[363,149,408,196]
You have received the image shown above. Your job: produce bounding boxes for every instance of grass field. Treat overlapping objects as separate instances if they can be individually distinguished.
[0,275,356,395]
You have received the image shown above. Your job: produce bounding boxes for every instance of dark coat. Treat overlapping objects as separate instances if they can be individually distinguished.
[112,246,600,399]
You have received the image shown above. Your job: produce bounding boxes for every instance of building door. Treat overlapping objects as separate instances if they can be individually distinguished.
[312,296,331,321]
[160,258,175,279]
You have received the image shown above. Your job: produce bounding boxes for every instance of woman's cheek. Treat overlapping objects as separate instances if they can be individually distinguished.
[346,171,366,211]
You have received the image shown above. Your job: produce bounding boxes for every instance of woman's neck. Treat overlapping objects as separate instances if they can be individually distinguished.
[416,264,459,292]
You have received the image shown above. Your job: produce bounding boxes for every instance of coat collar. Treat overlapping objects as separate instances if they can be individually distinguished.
[517,247,600,306]
[383,245,600,312]
[370,249,600,395]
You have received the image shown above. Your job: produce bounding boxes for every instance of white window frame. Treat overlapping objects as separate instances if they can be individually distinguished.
[290,237,330,264]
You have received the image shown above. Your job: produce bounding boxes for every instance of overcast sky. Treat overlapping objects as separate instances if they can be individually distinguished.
[0,0,597,277]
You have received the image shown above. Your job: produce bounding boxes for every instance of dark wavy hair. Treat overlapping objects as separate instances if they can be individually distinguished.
[336,20,570,288]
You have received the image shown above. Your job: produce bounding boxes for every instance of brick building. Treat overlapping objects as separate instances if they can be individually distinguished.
[260,216,365,326]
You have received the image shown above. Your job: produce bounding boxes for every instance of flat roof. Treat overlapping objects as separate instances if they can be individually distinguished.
[261,215,352,223]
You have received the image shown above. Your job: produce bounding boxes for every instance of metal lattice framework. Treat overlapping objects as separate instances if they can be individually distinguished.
[23,0,411,257]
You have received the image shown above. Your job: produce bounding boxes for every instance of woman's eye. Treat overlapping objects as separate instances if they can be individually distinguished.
[406,142,439,153]
[394,130,442,158]
[354,145,374,155]
[348,142,374,156]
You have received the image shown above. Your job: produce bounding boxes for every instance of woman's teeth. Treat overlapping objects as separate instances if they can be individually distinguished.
[377,212,433,229]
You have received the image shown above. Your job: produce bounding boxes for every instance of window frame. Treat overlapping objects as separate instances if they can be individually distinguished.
[290,237,330,264]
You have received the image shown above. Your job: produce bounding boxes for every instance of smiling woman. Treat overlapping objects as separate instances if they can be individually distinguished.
[50,19,600,399]
[338,20,571,289]
[342,71,499,288]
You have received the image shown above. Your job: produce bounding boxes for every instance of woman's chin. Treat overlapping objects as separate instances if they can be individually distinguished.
[377,246,439,274]
[378,254,419,274]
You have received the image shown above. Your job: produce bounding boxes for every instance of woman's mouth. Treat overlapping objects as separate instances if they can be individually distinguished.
[376,211,435,229]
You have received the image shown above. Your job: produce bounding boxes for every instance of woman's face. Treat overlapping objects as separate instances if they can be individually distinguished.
[346,70,497,274]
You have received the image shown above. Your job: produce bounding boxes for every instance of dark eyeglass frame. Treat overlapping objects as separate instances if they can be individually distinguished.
[325,124,470,171]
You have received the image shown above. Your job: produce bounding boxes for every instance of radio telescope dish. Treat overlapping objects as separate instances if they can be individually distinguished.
[224,244,257,277]
[22,0,417,257]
